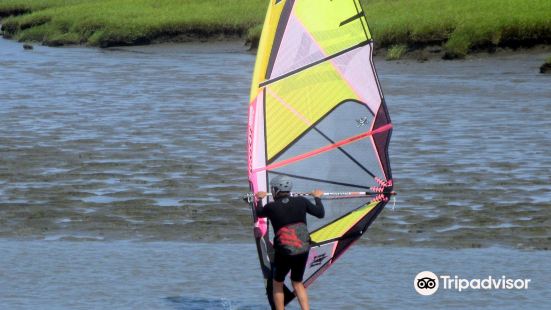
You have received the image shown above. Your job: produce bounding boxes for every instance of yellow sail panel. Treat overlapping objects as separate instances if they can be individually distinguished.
[265,61,358,160]
[310,201,378,243]
[264,88,307,158]
[294,0,371,56]
[249,0,288,101]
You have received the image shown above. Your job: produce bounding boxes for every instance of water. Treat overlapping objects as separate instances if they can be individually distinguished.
[1,37,551,308]
[1,39,252,241]
[1,38,550,248]
[1,241,549,309]
[375,52,551,250]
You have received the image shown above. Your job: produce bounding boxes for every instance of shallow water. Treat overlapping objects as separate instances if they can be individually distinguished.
[1,241,550,309]
[1,37,551,309]
[1,38,551,249]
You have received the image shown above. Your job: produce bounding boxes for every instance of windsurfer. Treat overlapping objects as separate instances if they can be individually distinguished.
[255,175,325,310]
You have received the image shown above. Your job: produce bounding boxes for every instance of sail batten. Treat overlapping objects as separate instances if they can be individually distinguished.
[260,39,373,88]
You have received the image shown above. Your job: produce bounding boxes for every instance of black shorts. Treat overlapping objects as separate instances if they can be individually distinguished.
[273,251,309,283]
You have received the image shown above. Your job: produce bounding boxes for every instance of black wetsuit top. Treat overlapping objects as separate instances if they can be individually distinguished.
[256,196,325,233]
[256,195,325,282]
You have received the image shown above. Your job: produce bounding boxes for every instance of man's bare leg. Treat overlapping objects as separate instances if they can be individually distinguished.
[273,280,285,310]
[292,281,310,310]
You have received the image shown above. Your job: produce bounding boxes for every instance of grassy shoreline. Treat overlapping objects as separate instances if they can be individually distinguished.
[0,0,266,47]
[1,0,550,59]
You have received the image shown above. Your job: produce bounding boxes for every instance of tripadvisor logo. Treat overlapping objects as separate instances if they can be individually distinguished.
[414,271,439,296]
[414,271,531,296]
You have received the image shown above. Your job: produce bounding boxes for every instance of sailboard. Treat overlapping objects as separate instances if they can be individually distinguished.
[246,0,393,307]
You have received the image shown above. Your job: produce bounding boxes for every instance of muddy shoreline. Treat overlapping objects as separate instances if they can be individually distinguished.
[3,29,551,67]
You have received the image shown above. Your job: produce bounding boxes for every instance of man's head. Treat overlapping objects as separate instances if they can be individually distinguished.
[270,175,292,198]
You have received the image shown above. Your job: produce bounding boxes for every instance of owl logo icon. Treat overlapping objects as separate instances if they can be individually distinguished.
[414,271,439,296]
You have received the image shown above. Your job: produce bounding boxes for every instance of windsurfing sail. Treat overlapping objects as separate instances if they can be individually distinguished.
[246,0,393,307]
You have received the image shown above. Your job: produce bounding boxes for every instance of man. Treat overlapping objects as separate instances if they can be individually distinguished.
[255,175,325,310]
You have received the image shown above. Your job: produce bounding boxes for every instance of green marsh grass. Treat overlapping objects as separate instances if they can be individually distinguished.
[1,0,550,57]
[386,44,408,60]
[1,0,266,47]
[365,0,551,58]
